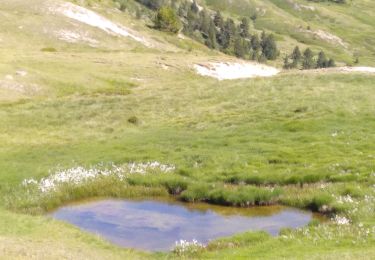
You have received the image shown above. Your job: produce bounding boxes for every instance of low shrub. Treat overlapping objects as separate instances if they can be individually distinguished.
[128,116,139,124]
[153,7,181,33]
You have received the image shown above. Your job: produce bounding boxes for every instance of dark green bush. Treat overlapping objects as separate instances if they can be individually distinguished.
[128,116,139,125]
[154,7,181,33]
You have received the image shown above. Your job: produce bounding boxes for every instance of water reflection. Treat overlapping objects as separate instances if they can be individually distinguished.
[51,199,315,252]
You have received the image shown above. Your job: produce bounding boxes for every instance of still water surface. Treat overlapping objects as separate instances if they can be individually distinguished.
[51,199,316,251]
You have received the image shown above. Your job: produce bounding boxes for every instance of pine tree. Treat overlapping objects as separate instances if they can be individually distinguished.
[258,53,267,63]
[154,7,181,33]
[213,11,224,28]
[199,10,210,36]
[283,55,291,69]
[290,46,302,68]
[316,51,328,68]
[190,1,200,14]
[225,18,237,38]
[251,50,259,61]
[250,34,261,51]
[302,48,315,69]
[260,31,266,43]
[234,37,246,58]
[205,20,217,49]
[261,34,278,60]
[137,0,165,10]
[220,18,236,50]
[239,17,250,38]
[186,6,199,33]
[327,58,336,67]
[178,1,189,17]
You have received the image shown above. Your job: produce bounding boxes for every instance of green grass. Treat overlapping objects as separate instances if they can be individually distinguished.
[0,0,374,258]
[205,0,375,66]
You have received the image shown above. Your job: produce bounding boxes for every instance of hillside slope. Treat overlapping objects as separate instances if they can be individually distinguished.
[0,0,374,259]
[204,0,375,65]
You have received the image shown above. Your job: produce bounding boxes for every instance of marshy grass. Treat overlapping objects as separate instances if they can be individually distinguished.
[0,0,374,258]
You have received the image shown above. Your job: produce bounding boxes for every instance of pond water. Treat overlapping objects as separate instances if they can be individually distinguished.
[51,199,317,252]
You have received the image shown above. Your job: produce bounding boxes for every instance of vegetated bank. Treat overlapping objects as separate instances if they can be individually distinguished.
[0,0,374,259]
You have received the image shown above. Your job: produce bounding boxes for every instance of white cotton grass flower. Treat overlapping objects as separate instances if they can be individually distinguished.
[127,161,175,174]
[332,215,350,225]
[22,178,38,186]
[337,195,354,204]
[22,162,176,193]
[173,239,205,255]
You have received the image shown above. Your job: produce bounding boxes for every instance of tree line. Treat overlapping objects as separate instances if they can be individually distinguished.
[137,0,279,62]
[190,9,279,62]
[308,0,347,3]
[283,46,335,70]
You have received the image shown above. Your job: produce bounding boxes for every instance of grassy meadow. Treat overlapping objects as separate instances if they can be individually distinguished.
[205,0,375,66]
[0,0,374,259]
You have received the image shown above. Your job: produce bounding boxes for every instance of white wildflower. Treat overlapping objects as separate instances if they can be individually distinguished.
[173,239,205,254]
[337,195,354,204]
[22,178,38,186]
[332,215,350,225]
[21,162,176,193]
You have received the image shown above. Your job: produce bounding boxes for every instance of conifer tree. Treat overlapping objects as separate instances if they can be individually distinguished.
[239,17,250,38]
[327,58,336,67]
[260,31,266,43]
[213,11,224,28]
[283,55,291,69]
[258,53,267,63]
[316,51,328,68]
[261,34,278,60]
[290,46,302,68]
[234,37,246,58]
[220,18,236,50]
[251,50,259,61]
[205,20,217,49]
[302,48,315,69]
[190,0,200,14]
[186,6,199,33]
[250,34,261,52]
[199,10,210,36]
